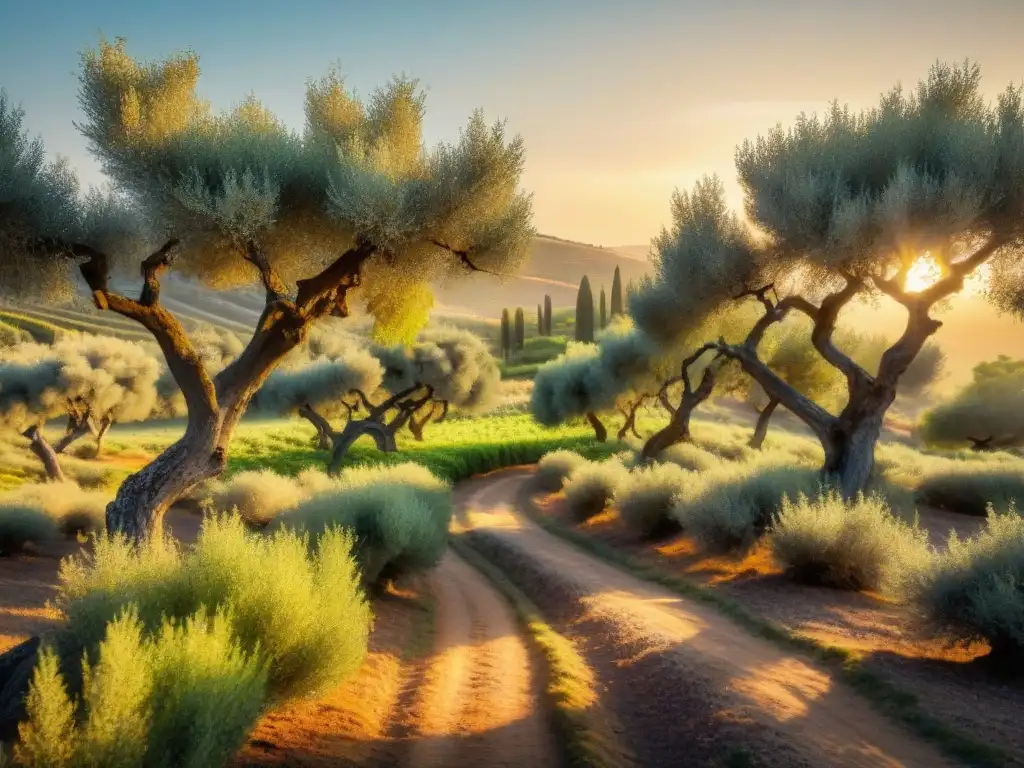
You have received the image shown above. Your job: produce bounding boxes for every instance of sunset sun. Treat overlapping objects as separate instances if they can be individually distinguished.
[903,255,941,293]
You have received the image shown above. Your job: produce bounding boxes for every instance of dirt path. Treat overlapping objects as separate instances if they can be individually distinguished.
[455,469,959,768]
[395,549,560,768]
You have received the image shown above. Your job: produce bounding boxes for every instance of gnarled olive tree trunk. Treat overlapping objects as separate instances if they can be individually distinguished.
[641,345,720,460]
[585,411,607,442]
[53,238,376,541]
[298,403,335,450]
[721,274,955,498]
[22,425,64,482]
[748,398,780,450]
[54,412,96,455]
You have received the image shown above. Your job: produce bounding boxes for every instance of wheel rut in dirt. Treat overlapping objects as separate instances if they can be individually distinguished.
[394,549,561,768]
[454,469,959,768]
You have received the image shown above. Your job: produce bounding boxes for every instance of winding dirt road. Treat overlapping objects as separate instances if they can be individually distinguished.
[395,549,560,768]
[454,468,959,768]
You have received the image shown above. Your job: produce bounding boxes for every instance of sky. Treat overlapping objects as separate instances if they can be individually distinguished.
[1,0,1022,246]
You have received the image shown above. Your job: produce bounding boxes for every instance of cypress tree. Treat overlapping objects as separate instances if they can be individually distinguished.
[543,294,552,336]
[500,308,511,359]
[610,265,624,317]
[514,307,525,350]
[599,287,607,329]
[574,276,594,343]
[536,303,543,335]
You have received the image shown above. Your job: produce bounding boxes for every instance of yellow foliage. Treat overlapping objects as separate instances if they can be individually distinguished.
[362,267,433,346]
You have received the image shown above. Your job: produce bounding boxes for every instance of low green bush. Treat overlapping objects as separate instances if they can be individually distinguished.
[206,470,305,526]
[270,463,453,586]
[3,481,108,537]
[563,459,628,522]
[0,503,56,554]
[655,442,721,472]
[673,457,822,553]
[903,506,1024,657]
[769,491,932,593]
[535,450,588,492]
[15,609,267,768]
[617,462,692,538]
[916,464,1024,517]
[55,515,370,704]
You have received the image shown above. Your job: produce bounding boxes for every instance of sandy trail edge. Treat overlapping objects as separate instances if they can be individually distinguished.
[459,469,959,768]
[398,548,560,768]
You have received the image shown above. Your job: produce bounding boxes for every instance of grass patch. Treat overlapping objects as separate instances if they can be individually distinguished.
[450,535,631,768]
[515,482,1009,768]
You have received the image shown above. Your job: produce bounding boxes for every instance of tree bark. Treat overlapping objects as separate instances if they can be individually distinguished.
[53,413,95,455]
[94,417,112,457]
[409,402,442,442]
[822,405,888,499]
[641,346,720,460]
[585,411,607,442]
[328,419,397,474]
[298,403,335,450]
[22,426,64,482]
[48,237,377,541]
[748,398,780,450]
[641,396,702,459]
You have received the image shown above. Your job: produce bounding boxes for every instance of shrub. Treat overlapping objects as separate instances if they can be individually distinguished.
[656,442,720,472]
[0,503,56,554]
[15,609,267,768]
[55,515,370,704]
[270,463,453,586]
[673,458,822,553]
[617,462,692,538]
[916,463,1024,516]
[535,450,588,492]
[769,491,932,593]
[904,507,1024,656]
[563,459,628,521]
[4,481,108,537]
[206,470,305,525]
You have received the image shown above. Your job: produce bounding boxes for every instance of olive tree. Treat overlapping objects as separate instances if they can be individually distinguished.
[690,62,1023,496]
[256,326,499,471]
[918,356,1024,450]
[626,176,762,459]
[0,38,533,539]
[373,326,500,446]
[530,317,668,443]
[252,329,386,452]
[0,333,162,458]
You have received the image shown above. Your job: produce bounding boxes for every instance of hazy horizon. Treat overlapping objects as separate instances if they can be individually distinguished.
[2,0,1023,247]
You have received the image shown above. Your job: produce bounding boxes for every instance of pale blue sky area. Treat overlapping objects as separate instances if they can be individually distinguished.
[1,0,1022,244]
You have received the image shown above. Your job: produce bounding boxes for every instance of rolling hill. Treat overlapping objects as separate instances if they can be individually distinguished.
[432,236,650,317]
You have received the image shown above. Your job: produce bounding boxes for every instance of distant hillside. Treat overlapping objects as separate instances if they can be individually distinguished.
[608,244,652,262]
[432,235,649,317]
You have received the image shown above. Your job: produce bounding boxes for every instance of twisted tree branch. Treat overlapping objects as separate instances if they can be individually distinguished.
[427,238,501,276]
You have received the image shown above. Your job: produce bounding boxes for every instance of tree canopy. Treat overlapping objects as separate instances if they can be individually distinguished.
[0,37,536,539]
[0,333,162,450]
[633,62,1024,494]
